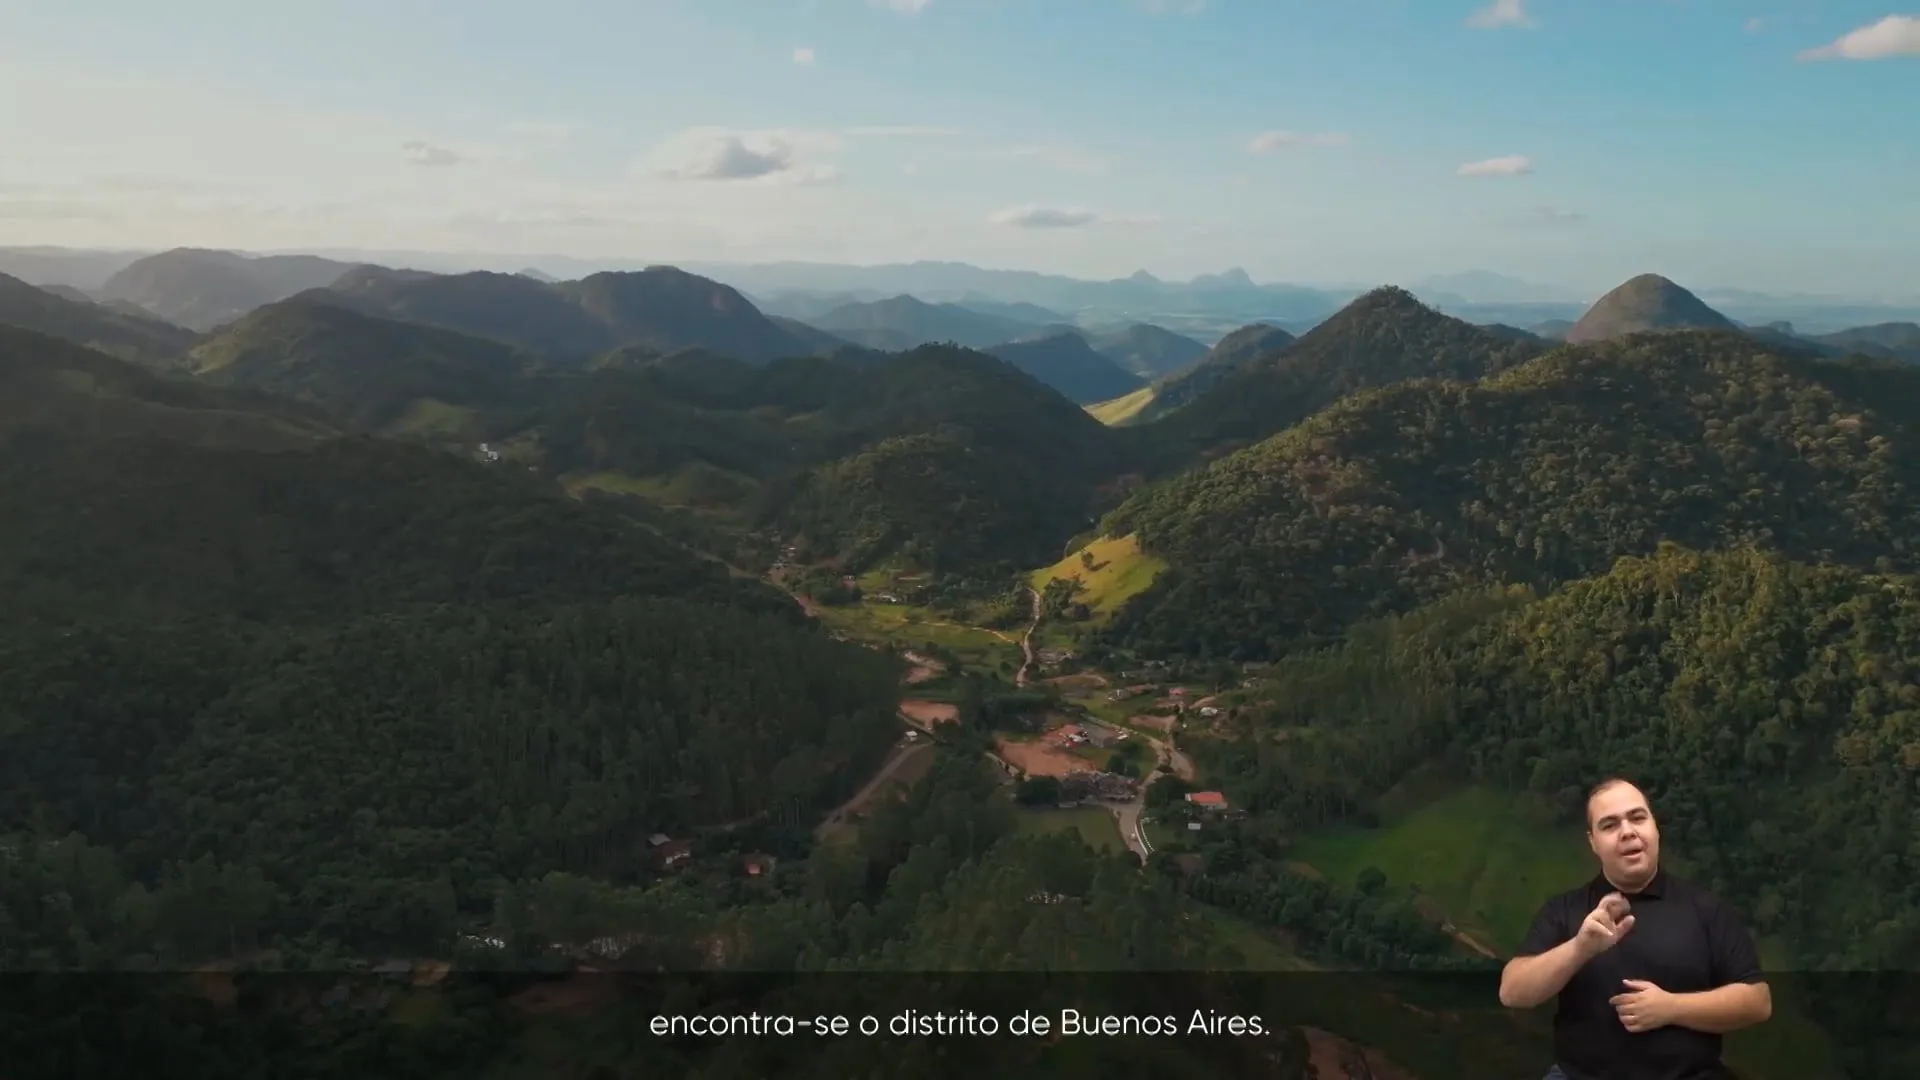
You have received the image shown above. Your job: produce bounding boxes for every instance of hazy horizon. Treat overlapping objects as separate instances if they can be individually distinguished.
[4,1,1916,297]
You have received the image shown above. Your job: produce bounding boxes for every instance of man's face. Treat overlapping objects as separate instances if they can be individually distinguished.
[1587,782,1660,884]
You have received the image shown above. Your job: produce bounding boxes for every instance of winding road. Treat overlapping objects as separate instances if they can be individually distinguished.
[1013,586,1041,687]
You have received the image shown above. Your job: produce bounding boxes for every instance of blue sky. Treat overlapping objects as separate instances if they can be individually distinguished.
[0,0,1915,296]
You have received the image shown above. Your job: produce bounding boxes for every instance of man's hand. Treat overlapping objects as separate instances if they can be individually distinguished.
[1575,892,1635,958]
[1610,979,1677,1033]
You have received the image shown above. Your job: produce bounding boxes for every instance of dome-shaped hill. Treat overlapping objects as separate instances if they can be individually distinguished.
[1564,274,1737,345]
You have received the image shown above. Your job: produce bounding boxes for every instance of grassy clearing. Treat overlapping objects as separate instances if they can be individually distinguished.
[1015,806,1123,853]
[390,398,481,438]
[561,470,654,498]
[1086,386,1157,426]
[813,600,1021,671]
[563,463,757,510]
[1290,786,1593,952]
[1200,908,1316,971]
[1028,534,1165,622]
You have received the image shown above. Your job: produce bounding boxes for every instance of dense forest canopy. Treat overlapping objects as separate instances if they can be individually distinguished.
[1193,546,1920,968]
[6,268,1920,1075]
[0,331,906,968]
[1103,331,1920,660]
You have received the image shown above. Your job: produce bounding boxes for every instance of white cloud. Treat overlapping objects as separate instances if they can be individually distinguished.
[1140,0,1208,13]
[987,204,1159,229]
[402,141,461,167]
[1457,154,1535,177]
[1744,16,1772,34]
[1798,15,1920,60]
[793,46,816,66]
[990,205,1100,229]
[1467,0,1535,29]
[643,128,843,185]
[1246,130,1349,153]
[871,0,931,13]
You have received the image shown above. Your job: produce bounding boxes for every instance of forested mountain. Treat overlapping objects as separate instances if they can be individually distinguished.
[768,313,860,355]
[987,331,1147,404]
[1563,273,1738,344]
[186,296,541,434]
[1087,322,1210,378]
[1816,321,1920,362]
[323,266,617,359]
[0,327,906,966]
[952,295,1070,326]
[1146,287,1544,460]
[1109,322,1299,426]
[322,264,816,364]
[1102,331,1920,660]
[98,248,364,330]
[1200,545,1920,974]
[808,294,1034,350]
[0,272,197,368]
[560,267,817,363]
[775,428,1092,572]
[0,324,336,449]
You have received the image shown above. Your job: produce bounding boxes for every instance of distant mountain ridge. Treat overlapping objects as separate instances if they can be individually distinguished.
[809,294,1036,351]
[987,332,1146,404]
[0,271,197,368]
[320,264,817,364]
[1086,323,1210,379]
[98,248,366,330]
[1151,286,1547,457]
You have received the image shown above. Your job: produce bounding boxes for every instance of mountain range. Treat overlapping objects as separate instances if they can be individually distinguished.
[5,243,1920,1077]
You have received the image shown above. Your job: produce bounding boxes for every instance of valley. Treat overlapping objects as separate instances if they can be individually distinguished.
[2,246,1916,1079]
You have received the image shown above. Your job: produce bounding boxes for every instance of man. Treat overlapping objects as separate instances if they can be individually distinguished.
[1499,778,1771,1080]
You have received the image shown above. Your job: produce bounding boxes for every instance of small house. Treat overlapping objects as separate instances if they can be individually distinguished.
[655,839,692,870]
[1185,791,1228,810]
[742,853,777,879]
[647,833,671,848]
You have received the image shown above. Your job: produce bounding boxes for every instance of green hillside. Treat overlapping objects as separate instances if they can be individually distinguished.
[188,296,540,434]
[0,271,197,368]
[1146,288,1542,461]
[1124,322,1296,426]
[1104,330,1920,659]
[0,329,905,966]
[0,323,336,449]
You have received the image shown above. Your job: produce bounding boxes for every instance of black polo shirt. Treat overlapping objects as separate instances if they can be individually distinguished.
[1514,870,1764,1080]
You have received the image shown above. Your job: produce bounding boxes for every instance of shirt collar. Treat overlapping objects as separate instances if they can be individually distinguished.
[1590,868,1665,900]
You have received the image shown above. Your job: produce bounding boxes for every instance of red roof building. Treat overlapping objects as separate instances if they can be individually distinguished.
[1185,791,1228,808]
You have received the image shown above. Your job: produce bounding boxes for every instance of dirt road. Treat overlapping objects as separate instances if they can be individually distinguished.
[1014,586,1040,687]
[814,738,933,839]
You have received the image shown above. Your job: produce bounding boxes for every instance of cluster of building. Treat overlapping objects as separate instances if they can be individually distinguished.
[645,833,778,881]
[1050,720,1125,749]
[1058,770,1138,803]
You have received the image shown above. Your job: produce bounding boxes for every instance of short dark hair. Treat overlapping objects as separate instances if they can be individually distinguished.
[1585,777,1644,829]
